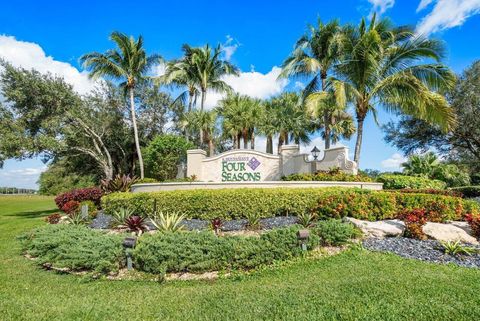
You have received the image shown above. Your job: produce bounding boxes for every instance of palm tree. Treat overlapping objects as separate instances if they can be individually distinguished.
[258,100,278,154]
[81,31,162,179]
[401,152,439,177]
[217,93,263,150]
[189,44,240,111]
[159,45,200,112]
[280,19,341,149]
[182,110,218,156]
[334,15,456,165]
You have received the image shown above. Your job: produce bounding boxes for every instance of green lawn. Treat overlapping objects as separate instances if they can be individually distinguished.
[1,196,480,320]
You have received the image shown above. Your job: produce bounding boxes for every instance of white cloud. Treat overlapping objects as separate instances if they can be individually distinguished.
[221,35,240,61]
[367,0,395,15]
[294,81,305,90]
[0,165,47,189]
[416,0,480,35]
[204,66,289,109]
[381,153,407,169]
[0,35,96,94]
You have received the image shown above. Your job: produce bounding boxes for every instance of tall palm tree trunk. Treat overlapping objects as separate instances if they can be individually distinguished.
[129,88,144,179]
[321,75,331,149]
[266,135,273,154]
[188,92,194,112]
[233,135,237,149]
[250,130,255,150]
[236,133,241,149]
[201,89,206,111]
[354,116,365,166]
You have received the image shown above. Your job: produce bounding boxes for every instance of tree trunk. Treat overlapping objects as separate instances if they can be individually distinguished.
[233,135,237,149]
[188,91,194,112]
[321,75,331,150]
[129,88,144,179]
[201,89,206,111]
[266,135,273,154]
[236,133,241,149]
[243,129,248,149]
[354,117,365,166]
[278,134,284,154]
[250,131,255,150]
[208,136,215,156]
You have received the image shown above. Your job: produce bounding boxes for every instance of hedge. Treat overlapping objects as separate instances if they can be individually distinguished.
[450,186,480,198]
[102,188,480,222]
[282,172,373,182]
[377,174,447,190]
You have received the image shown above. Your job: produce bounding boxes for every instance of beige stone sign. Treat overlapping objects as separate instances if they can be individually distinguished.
[186,145,358,182]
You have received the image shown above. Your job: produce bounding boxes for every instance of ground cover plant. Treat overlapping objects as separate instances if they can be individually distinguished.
[4,196,480,320]
[102,187,479,222]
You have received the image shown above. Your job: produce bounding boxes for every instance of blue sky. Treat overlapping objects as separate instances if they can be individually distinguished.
[1,0,479,188]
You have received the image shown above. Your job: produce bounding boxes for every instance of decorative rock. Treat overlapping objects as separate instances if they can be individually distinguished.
[345,217,405,238]
[423,222,478,245]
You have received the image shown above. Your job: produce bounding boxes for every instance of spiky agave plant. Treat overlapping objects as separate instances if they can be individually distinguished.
[111,207,135,228]
[150,211,186,232]
[440,240,476,256]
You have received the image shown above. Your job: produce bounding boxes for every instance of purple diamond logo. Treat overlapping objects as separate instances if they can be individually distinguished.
[247,157,261,170]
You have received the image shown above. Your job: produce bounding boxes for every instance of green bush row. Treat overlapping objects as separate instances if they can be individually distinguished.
[281,171,373,182]
[450,186,480,198]
[102,188,479,222]
[19,221,357,274]
[377,174,447,190]
[18,225,124,273]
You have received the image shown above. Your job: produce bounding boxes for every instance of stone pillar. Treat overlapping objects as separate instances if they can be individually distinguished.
[187,149,206,180]
[280,145,300,177]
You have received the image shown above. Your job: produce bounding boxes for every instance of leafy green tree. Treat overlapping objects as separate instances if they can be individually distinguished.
[384,60,480,174]
[81,31,163,178]
[143,135,194,181]
[334,15,456,165]
[38,160,96,195]
[280,19,341,149]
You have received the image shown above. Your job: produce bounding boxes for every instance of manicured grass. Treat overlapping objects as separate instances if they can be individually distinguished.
[1,196,480,320]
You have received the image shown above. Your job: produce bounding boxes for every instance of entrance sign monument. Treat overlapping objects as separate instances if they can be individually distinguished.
[131,145,383,192]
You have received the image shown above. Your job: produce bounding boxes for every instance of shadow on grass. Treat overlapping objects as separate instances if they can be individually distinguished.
[7,209,57,219]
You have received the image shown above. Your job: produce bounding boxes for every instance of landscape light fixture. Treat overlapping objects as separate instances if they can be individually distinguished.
[123,236,137,270]
[311,146,320,160]
[297,229,310,252]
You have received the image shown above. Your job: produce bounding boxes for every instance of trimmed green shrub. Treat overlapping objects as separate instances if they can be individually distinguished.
[377,174,447,190]
[450,186,480,198]
[282,170,373,182]
[18,225,124,273]
[313,219,359,246]
[102,188,479,222]
[133,226,320,274]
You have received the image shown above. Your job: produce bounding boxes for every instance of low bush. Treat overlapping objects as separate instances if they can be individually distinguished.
[313,220,359,246]
[397,208,429,239]
[102,188,480,222]
[54,187,103,211]
[450,186,480,198]
[465,213,480,238]
[377,174,447,190]
[133,226,320,274]
[282,169,373,182]
[44,213,62,224]
[18,225,124,273]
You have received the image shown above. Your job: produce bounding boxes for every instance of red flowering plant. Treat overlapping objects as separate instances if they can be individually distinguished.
[61,200,80,216]
[465,213,480,238]
[211,218,223,235]
[397,208,429,240]
[54,187,103,211]
[44,213,62,224]
[124,216,147,234]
